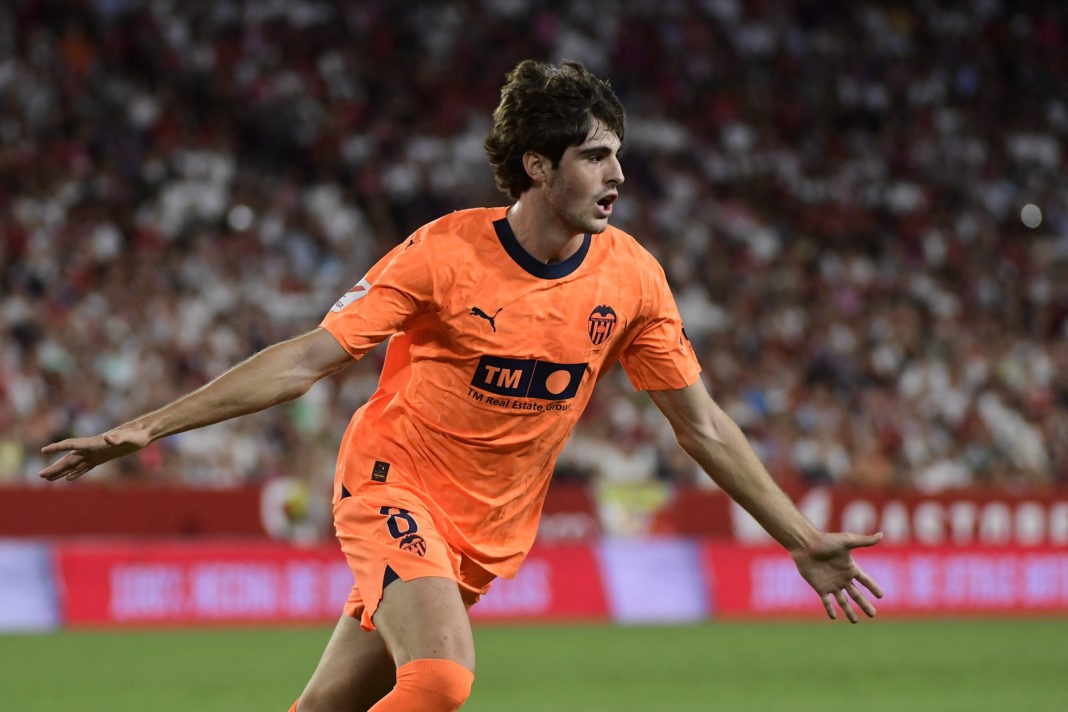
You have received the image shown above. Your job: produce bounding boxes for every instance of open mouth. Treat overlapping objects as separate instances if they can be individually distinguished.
[597,194,617,213]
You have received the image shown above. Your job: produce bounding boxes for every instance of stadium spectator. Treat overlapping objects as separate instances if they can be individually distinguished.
[3,1,1067,502]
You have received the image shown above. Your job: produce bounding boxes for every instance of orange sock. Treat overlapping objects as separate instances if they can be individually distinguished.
[367,658,473,711]
[288,701,298,711]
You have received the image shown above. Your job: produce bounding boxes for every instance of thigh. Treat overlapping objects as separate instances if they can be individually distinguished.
[334,486,492,630]
[373,575,476,672]
[298,614,396,711]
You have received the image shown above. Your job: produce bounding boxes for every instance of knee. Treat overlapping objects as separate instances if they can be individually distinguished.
[396,658,474,711]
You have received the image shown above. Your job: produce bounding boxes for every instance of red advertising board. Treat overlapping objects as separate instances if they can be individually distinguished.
[703,543,1068,618]
[536,484,602,542]
[470,544,609,622]
[0,485,267,537]
[658,486,1068,546]
[54,540,610,627]
[48,537,1068,627]
[0,482,599,540]
[12,482,1068,547]
[55,540,352,626]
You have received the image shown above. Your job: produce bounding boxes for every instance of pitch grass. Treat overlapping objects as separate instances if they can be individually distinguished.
[2,619,1067,711]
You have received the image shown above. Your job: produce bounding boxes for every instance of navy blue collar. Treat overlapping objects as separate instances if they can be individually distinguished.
[493,218,590,279]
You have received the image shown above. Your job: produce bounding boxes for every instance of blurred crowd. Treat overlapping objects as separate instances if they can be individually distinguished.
[3,0,1067,501]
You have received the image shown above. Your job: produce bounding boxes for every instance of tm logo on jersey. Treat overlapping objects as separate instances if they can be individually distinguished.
[469,356,586,402]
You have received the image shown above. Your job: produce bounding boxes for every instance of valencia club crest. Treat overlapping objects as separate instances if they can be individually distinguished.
[588,305,617,345]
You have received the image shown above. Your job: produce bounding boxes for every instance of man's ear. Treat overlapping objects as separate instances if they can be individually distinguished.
[522,151,548,186]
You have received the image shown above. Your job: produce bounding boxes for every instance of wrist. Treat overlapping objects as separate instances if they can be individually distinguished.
[784,525,821,559]
[119,417,159,446]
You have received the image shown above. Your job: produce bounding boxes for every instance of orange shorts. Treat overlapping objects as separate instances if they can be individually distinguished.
[333,482,495,631]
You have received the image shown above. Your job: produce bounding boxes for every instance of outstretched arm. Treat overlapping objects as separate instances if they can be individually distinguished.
[648,381,884,622]
[39,327,353,482]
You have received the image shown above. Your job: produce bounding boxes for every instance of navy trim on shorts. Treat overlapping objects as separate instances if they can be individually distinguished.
[383,565,400,588]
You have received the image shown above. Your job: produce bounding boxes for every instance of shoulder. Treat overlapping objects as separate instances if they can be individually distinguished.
[595,224,667,276]
[410,207,507,248]
[388,207,507,290]
[592,225,678,318]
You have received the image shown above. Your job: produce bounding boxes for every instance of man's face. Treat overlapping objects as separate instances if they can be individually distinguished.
[542,120,625,235]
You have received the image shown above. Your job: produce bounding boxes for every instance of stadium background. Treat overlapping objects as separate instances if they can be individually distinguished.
[2,1,1068,710]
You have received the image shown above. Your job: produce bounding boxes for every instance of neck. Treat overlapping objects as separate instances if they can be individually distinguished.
[505,199,585,264]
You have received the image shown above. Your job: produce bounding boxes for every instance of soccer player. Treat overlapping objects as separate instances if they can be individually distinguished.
[39,60,883,711]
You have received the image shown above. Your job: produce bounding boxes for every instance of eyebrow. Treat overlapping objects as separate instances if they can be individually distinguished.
[576,145,616,158]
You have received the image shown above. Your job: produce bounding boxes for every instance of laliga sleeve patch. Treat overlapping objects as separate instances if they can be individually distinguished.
[331,277,372,312]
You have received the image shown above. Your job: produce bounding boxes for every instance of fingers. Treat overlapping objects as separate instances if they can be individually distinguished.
[804,531,885,622]
[38,441,85,481]
[827,572,880,623]
[832,585,877,624]
[845,531,884,550]
[41,436,110,455]
[39,441,104,481]
[855,567,884,599]
[64,464,92,481]
[820,593,836,621]
[827,561,882,622]
[834,589,858,623]
[38,459,73,481]
[40,439,77,456]
[846,582,877,619]
[38,454,85,481]
[39,434,120,482]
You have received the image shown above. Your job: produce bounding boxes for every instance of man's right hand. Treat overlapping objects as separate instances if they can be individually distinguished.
[38,429,150,482]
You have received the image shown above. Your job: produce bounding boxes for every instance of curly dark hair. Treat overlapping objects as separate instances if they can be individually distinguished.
[484,60,626,202]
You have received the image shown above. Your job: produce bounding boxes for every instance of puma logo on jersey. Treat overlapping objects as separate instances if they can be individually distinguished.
[470,306,503,332]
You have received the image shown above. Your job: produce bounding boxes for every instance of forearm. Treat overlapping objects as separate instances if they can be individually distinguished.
[123,333,342,443]
[650,383,882,621]
[678,405,819,553]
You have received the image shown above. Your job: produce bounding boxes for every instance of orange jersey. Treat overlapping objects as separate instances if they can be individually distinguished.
[320,206,700,577]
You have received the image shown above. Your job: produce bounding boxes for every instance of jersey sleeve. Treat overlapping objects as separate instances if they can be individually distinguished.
[619,262,702,392]
[320,235,435,360]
